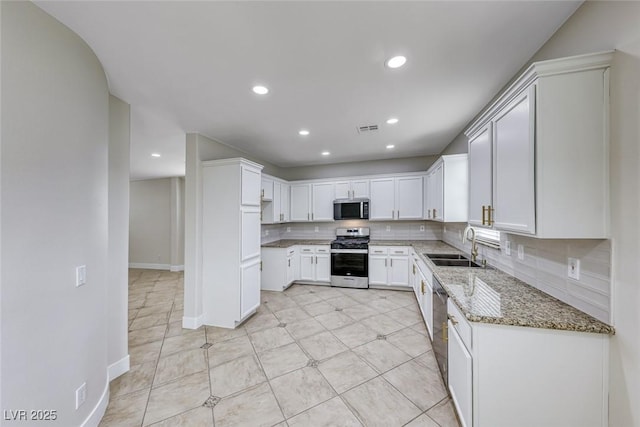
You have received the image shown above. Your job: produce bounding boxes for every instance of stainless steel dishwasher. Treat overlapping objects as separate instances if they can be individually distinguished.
[432,275,448,385]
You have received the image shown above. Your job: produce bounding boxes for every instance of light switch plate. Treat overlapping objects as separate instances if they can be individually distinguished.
[75,382,87,409]
[76,265,86,287]
[386,226,391,232]
[568,257,580,280]
[286,227,291,233]
[314,226,319,232]
[505,241,511,256]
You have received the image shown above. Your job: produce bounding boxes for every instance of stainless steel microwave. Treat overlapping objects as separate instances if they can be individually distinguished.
[333,198,369,220]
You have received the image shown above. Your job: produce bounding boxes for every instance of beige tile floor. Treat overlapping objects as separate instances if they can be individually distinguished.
[100,269,461,427]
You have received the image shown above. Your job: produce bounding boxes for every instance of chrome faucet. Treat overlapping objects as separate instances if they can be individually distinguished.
[463,225,478,262]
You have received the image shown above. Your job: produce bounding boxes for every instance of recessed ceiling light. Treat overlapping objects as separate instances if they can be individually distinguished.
[321,151,330,156]
[386,145,395,149]
[151,153,161,158]
[386,118,399,125]
[386,55,407,69]
[252,85,269,95]
[299,130,310,136]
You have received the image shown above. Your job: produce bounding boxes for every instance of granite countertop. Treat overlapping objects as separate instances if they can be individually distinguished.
[404,241,614,335]
[261,239,333,248]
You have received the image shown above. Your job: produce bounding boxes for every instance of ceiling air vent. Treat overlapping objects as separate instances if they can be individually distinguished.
[357,124,379,134]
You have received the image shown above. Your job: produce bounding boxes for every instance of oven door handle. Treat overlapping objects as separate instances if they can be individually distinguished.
[330,249,369,254]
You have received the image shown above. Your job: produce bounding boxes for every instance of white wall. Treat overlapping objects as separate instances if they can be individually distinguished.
[129,178,172,268]
[1,2,112,425]
[280,156,438,181]
[129,177,185,270]
[108,95,131,380]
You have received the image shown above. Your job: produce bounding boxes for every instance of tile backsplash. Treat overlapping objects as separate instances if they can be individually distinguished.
[441,223,612,324]
[261,220,442,244]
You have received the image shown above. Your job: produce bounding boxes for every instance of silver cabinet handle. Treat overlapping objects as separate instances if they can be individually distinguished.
[385,259,387,267]
[390,259,393,267]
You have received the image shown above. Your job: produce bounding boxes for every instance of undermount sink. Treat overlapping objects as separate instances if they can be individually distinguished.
[429,259,483,268]
[424,253,484,268]
[424,253,469,260]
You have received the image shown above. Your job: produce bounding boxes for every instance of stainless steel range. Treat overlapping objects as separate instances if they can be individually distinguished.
[330,228,370,289]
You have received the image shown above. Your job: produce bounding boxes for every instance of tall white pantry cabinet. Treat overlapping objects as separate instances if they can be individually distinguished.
[201,158,263,328]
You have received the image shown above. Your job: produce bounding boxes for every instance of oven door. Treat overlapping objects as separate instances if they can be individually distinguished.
[330,250,369,288]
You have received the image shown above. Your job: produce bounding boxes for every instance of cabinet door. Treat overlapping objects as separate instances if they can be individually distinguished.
[396,176,423,220]
[312,182,335,221]
[241,209,261,262]
[273,181,282,223]
[286,255,295,284]
[368,255,388,285]
[493,87,536,234]
[351,180,370,198]
[448,323,473,427]
[240,260,261,319]
[421,272,433,339]
[432,164,444,221]
[241,165,262,207]
[468,125,493,227]
[334,181,351,199]
[280,183,290,222]
[315,253,331,282]
[290,184,311,221]
[370,178,395,220]
[299,253,315,281]
[389,256,410,287]
[261,178,274,201]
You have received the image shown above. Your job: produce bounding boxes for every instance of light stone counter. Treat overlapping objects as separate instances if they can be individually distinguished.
[261,239,333,248]
[377,240,614,335]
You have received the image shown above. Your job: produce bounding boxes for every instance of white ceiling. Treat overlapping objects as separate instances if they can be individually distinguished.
[35,1,581,180]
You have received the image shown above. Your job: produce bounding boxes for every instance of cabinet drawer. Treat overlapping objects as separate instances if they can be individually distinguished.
[448,299,472,351]
[299,246,315,253]
[389,247,409,255]
[315,247,330,254]
[369,246,388,255]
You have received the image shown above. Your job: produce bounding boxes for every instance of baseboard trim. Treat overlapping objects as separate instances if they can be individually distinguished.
[108,355,130,381]
[129,262,171,270]
[80,376,110,427]
[170,264,184,272]
[183,314,204,330]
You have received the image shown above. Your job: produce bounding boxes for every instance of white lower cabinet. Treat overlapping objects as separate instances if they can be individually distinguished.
[296,245,331,284]
[368,246,410,288]
[261,247,297,291]
[411,250,434,339]
[446,299,609,427]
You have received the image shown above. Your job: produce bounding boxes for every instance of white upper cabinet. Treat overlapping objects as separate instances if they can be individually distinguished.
[290,184,311,221]
[261,177,274,201]
[396,176,424,219]
[465,51,612,238]
[311,182,335,221]
[335,179,370,199]
[493,86,536,234]
[424,154,468,222]
[370,178,395,220]
[261,175,289,224]
[370,176,424,220]
[468,124,493,227]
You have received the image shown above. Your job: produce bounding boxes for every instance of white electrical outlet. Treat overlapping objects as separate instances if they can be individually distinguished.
[314,226,319,232]
[568,257,580,280]
[458,230,462,240]
[265,230,269,236]
[419,225,425,232]
[75,382,87,409]
[517,244,524,260]
[505,241,511,256]
[286,227,291,233]
[75,265,86,287]
[386,226,391,232]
